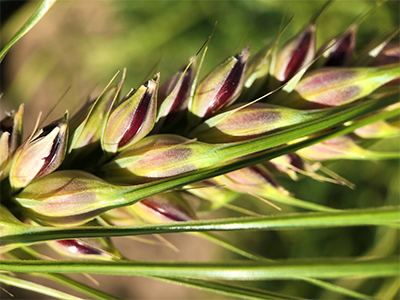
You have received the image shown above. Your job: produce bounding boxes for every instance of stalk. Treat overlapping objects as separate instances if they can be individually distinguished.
[2,206,398,246]
[0,257,398,280]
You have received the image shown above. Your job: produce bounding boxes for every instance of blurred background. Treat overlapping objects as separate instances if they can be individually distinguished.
[1,0,399,299]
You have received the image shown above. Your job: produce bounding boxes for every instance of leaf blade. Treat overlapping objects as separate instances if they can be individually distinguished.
[0,0,57,63]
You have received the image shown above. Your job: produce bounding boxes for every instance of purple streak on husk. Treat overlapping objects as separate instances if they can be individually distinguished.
[118,90,152,148]
[284,30,313,82]
[204,55,245,118]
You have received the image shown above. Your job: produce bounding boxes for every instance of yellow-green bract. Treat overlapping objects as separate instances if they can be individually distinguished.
[273,24,316,83]
[284,64,400,108]
[13,170,129,226]
[9,113,68,189]
[103,134,223,185]
[190,103,318,143]
[189,47,250,124]
[102,74,159,154]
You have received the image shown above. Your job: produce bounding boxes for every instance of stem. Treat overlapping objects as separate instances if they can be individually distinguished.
[0,257,397,280]
[0,274,82,300]
[1,206,398,246]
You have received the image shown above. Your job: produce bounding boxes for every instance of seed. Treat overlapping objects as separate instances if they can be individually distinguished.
[9,113,68,189]
[190,47,250,123]
[102,74,159,154]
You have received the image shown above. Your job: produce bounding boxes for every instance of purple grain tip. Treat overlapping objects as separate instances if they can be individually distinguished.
[205,55,247,117]
[118,90,153,148]
[283,28,314,82]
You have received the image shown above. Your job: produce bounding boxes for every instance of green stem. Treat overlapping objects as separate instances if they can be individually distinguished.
[147,276,302,300]
[4,248,123,300]
[0,257,397,280]
[363,151,400,160]
[261,190,339,212]
[196,233,375,300]
[300,277,373,300]
[37,273,123,300]
[194,232,272,261]
[0,273,83,300]
[2,206,398,246]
